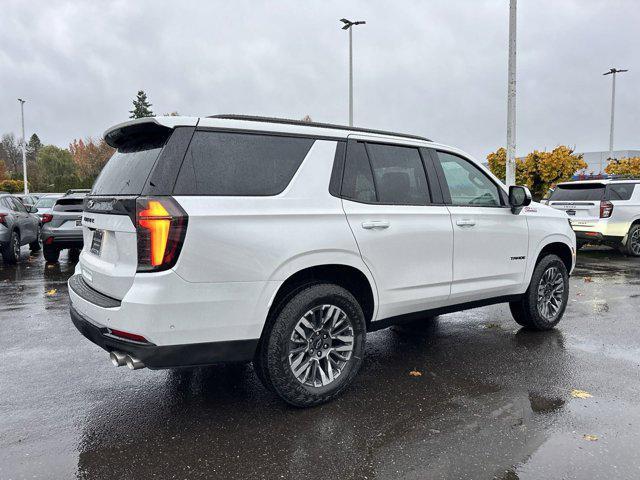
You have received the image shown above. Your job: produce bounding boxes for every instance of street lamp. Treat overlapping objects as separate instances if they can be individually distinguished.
[505,0,517,187]
[603,67,628,171]
[340,18,366,127]
[17,98,28,195]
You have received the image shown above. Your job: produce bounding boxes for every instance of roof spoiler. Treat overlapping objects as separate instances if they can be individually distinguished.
[103,117,198,148]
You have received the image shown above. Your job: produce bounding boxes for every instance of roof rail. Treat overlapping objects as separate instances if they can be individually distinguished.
[208,114,431,142]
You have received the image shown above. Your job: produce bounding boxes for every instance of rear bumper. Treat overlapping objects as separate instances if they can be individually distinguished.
[42,229,83,248]
[575,231,624,245]
[70,305,259,368]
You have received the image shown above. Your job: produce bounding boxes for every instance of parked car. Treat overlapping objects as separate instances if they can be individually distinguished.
[547,179,640,256]
[33,194,63,220]
[69,115,576,407]
[0,193,41,264]
[15,194,40,208]
[41,192,87,262]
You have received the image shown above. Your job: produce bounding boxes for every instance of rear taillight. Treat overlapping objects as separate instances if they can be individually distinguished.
[41,213,53,223]
[0,213,6,225]
[600,200,613,218]
[135,196,188,272]
[108,328,150,344]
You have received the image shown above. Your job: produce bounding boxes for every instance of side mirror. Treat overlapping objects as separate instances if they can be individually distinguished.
[509,185,532,213]
[27,206,38,213]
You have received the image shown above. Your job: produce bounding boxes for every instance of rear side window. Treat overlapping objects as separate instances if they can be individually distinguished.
[173,131,314,196]
[35,197,58,208]
[550,184,605,201]
[91,135,167,196]
[606,184,635,201]
[53,198,84,212]
[341,142,376,202]
[367,143,429,205]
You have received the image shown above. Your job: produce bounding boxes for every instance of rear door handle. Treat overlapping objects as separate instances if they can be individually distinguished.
[362,220,390,230]
[456,219,476,227]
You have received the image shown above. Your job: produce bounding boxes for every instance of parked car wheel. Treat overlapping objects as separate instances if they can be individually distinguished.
[43,245,60,263]
[256,283,366,407]
[29,227,42,252]
[622,224,640,257]
[1,230,20,264]
[509,254,569,330]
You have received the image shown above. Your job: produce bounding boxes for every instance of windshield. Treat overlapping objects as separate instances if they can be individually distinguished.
[35,197,59,208]
[549,184,605,201]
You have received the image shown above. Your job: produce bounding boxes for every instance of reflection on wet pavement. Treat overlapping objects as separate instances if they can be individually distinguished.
[1,247,640,479]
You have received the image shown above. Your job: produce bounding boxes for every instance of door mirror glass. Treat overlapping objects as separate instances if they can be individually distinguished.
[27,206,38,213]
[509,185,532,211]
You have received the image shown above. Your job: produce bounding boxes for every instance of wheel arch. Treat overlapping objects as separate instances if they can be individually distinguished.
[263,263,377,337]
[535,241,573,273]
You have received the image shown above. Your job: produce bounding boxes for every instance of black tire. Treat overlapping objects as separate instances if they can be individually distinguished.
[29,227,42,252]
[255,283,366,407]
[622,224,640,257]
[68,248,81,260]
[509,254,569,330]
[1,230,20,264]
[43,245,60,263]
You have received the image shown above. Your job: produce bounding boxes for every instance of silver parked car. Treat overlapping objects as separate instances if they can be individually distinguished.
[41,192,87,262]
[0,193,42,264]
[33,193,63,220]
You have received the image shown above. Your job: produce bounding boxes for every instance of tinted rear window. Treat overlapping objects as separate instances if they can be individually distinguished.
[53,198,84,212]
[173,131,314,196]
[606,184,635,201]
[549,184,605,201]
[91,135,167,196]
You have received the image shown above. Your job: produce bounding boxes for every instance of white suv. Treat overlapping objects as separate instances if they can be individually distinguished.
[547,179,640,256]
[69,115,576,406]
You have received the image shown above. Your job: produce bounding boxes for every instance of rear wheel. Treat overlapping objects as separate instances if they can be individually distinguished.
[1,231,20,264]
[255,283,366,407]
[509,254,569,330]
[623,224,640,257]
[43,245,60,263]
[29,227,42,252]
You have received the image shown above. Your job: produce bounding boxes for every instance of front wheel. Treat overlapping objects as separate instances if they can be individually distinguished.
[509,254,569,330]
[255,283,366,407]
[623,224,640,257]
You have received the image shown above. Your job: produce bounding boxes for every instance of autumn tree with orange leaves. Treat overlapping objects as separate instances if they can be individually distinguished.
[69,138,114,188]
[605,157,640,177]
[487,146,587,200]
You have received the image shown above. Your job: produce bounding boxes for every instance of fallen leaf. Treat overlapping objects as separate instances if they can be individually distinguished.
[584,277,593,283]
[46,264,55,269]
[583,434,598,441]
[570,389,593,399]
[576,292,583,296]
[409,370,423,377]
[45,289,57,296]
[483,323,501,329]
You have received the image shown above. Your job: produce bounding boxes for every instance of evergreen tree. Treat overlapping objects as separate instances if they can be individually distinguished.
[129,90,154,118]
[26,134,42,163]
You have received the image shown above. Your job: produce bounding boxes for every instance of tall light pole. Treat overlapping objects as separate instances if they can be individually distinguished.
[340,18,366,126]
[505,0,517,187]
[603,67,628,171]
[17,98,28,195]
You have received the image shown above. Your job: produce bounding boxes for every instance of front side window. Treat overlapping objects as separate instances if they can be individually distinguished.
[436,152,501,207]
[174,131,314,196]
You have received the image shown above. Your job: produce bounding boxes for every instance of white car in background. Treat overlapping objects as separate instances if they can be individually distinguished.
[68,115,576,407]
[547,179,640,256]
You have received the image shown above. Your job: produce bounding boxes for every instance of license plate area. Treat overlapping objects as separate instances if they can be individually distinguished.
[90,229,104,256]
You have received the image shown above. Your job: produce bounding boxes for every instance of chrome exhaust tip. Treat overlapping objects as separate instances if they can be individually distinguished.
[110,351,127,367]
[125,355,145,370]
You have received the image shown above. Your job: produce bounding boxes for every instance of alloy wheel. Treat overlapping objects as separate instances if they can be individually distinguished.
[288,304,354,388]
[630,228,640,256]
[536,266,565,321]
[12,235,20,259]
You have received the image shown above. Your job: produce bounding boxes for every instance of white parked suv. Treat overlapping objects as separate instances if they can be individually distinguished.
[547,179,640,256]
[69,115,576,406]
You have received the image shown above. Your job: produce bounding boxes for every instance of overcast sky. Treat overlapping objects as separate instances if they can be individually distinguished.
[1,0,638,160]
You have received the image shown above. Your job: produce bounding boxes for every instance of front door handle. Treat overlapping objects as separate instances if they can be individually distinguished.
[456,219,476,227]
[362,220,390,230]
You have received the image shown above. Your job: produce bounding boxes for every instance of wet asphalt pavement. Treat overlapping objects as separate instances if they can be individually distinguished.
[1,248,640,480]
